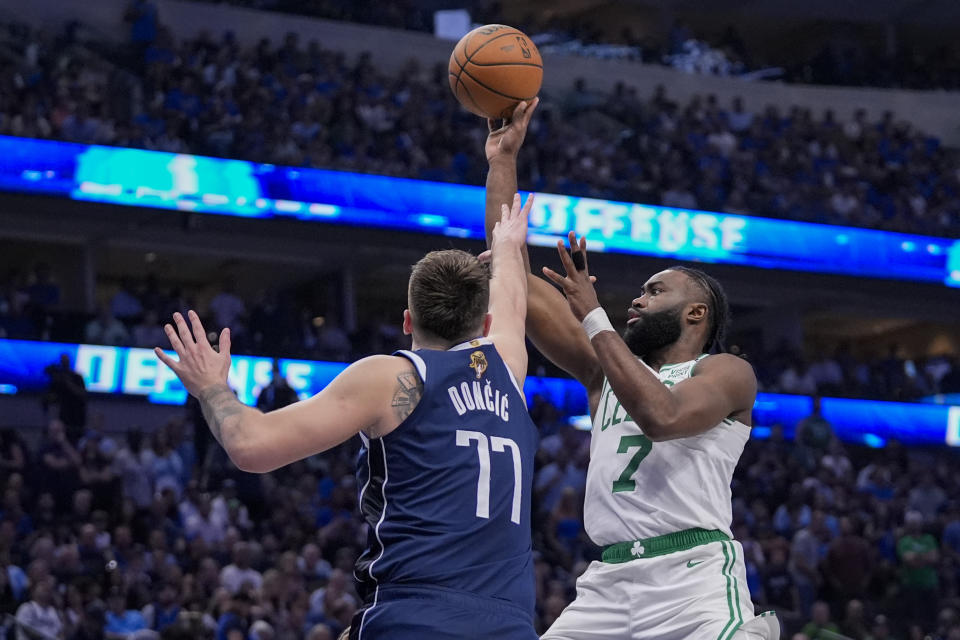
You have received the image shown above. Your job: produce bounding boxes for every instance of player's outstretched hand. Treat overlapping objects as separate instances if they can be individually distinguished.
[485,97,539,164]
[542,231,601,322]
[154,310,232,398]
[491,192,533,251]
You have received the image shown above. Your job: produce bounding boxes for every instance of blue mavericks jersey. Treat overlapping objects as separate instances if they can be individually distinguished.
[354,337,538,614]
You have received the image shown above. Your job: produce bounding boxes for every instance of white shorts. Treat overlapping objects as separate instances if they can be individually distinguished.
[542,539,778,640]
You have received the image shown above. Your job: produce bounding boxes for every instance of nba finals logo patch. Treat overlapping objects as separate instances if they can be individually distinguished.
[469,351,488,379]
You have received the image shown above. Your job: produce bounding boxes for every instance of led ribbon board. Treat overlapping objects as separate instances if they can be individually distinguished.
[0,135,957,286]
[1,339,957,447]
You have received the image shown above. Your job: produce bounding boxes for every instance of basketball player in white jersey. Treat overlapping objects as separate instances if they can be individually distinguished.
[484,100,779,640]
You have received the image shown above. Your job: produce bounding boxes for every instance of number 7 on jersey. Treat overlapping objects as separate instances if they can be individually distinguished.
[456,429,522,524]
[613,434,652,493]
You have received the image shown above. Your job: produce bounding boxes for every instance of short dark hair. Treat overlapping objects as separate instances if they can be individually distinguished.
[408,250,489,343]
[666,265,730,353]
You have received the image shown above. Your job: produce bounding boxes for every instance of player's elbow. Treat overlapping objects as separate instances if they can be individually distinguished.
[641,425,673,442]
[223,424,274,474]
[226,444,269,474]
[635,413,681,442]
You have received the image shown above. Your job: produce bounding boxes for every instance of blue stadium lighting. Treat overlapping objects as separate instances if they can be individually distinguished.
[1,338,957,447]
[1,135,958,287]
[749,426,773,440]
[861,433,887,449]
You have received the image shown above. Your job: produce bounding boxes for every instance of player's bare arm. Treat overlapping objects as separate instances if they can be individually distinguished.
[484,99,603,412]
[488,192,533,388]
[543,233,756,441]
[156,310,419,472]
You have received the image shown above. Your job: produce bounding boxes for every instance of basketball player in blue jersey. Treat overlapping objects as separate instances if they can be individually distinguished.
[485,101,779,639]
[155,194,540,639]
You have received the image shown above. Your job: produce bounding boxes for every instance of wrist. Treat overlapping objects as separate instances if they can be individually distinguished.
[197,382,231,399]
[488,155,518,168]
[581,307,615,340]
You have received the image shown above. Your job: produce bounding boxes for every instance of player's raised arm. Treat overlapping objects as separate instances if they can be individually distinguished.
[543,233,757,441]
[488,193,532,388]
[155,311,417,473]
[484,99,603,412]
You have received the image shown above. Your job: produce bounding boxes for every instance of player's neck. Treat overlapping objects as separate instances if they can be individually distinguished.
[410,335,468,351]
[640,336,704,371]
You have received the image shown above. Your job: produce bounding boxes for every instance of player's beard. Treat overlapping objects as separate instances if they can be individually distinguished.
[622,305,683,358]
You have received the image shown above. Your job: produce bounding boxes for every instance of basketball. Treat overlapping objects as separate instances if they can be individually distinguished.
[448,24,543,119]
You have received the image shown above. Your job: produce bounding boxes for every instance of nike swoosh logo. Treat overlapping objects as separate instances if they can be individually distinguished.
[687,560,705,568]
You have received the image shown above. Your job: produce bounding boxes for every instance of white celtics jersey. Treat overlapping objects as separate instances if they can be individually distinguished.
[584,356,751,546]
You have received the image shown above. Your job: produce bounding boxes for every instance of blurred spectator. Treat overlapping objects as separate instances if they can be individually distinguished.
[297,543,331,584]
[133,310,166,349]
[305,623,334,640]
[823,517,872,610]
[790,511,831,617]
[104,587,149,638]
[78,433,120,514]
[944,502,960,579]
[113,431,153,510]
[255,362,299,412]
[314,317,351,362]
[0,429,26,484]
[38,419,82,510]
[184,494,227,545]
[794,397,834,469]
[70,601,107,640]
[209,280,246,333]
[780,361,818,396]
[868,614,893,640]
[762,546,799,613]
[908,472,947,523]
[774,486,812,537]
[800,600,840,639]
[141,581,180,632]
[44,354,87,440]
[941,357,960,394]
[24,263,60,311]
[15,579,63,640]
[111,278,144,320]
[215,590,252,640]
[220,542,263,595]
[820,440,852,482]
[0,560,19,617]
[840,599,868,639]
[142,428,184,499]
[898,510,940,625]
[307,568,355,632]
[85,305,131,346]
[809,354,844,396]
[212,480,251,532]
[249,620,275,640]
[534,445,586,513]
[125,0,157,45]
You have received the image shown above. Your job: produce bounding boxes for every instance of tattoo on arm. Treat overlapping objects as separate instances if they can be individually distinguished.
[390,372,423,422]
[197,384,245,448]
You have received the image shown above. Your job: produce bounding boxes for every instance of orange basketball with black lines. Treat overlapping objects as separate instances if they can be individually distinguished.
[448,24,543,119]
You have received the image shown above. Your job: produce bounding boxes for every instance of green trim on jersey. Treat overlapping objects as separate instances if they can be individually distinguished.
[657,353,709,373]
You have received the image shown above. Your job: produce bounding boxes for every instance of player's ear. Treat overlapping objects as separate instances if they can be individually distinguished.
[402,309,414,336]
[686,302,707,325]
[481,313,493,337]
